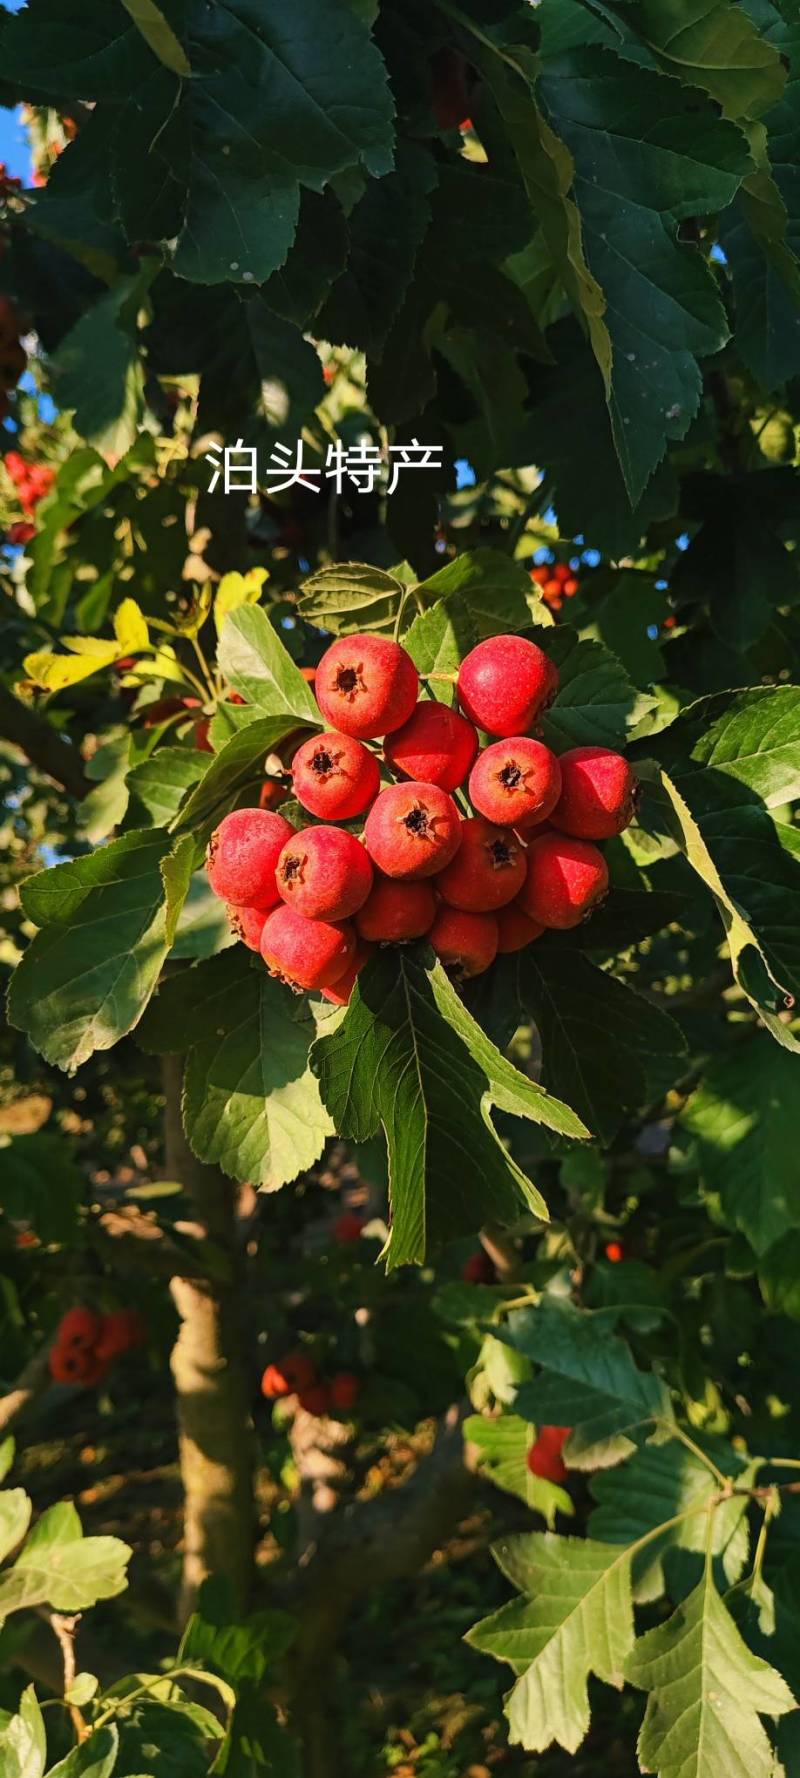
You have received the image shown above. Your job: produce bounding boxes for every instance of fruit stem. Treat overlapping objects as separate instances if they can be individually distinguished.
[426,671,458,683]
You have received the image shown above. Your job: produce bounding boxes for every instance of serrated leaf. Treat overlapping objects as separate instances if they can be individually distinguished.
[52,273,150,458]
[465,1413,573,1525]
[467,1531,634,1753]
[127,749,208,826]
[589,1438,752,1603]
[676,687,800,809]
[542,627,646,751]
[606,0,786,120]
[507,1295,672,1458]
[414,549,535,638]
[8,830,188,1074]
[316,141,437,357]
[48,1724,118,1778]
[218,607,320,724]
[403,595,479,677]
[0,1687,46,1778]
[681,1036,800,1254]
[213,569,268,638]
[0,1502,130,1621]
[173,715,308,833]
[120,0,190,75]
[626,1569,796,1778]
[310,948,587,1269]
[297,563,407,634]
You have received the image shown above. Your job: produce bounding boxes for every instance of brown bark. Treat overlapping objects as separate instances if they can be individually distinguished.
[162,1055,255,1621]
[0,684,89,799]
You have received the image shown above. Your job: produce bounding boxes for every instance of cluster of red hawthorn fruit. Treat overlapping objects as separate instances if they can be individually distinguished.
[3,449,54,544]
[205,631,636,999]
[261,1349,360,1418]
[530,560,580,614]
[48,1305,146,1388]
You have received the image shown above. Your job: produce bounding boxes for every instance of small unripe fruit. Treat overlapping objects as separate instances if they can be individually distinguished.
[384,700,478,791]
[228,904,268,952]
[333,1211,365,1244]
[551,746,636,840]
[291,730,380,820]
[435,816,526,912]
[496,902,544,954]
[315,633,419,738]
[298,1382,331,1416]
[276,825,373,921]
[526,1425,571,1483]
[260,905,356,990]
[520,833,608,929]
[321,941,372,1004]
[206,808,295,910]
[356,874,437,942]
[57,1306,102,1352]
[469,737,562,828]
[457,635,558,737]
[364,781,462,879]
[429,906,498,977]
[261,1350,317,1399]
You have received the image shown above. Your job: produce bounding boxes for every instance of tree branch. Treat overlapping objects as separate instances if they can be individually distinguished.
[0,684,89,799]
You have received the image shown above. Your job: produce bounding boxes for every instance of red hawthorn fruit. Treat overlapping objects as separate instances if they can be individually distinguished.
[469,737,562,828]
[320,940,372,1004]
[496,902,544,954]
[260,904,356,991]
[330,1371,360,1412]
[519,832,609,930]
[276,825,373,921]
[462,1249,497,1284]
[7,520,35,545]
[527,1425,571,1483]
[259,779,289,812]
[57,1306,102,1352]
[95,1309,146,1362]
[605,1240,625,1263]
[457,635,558,737]
[333,1211,365,1244]
[364,781,462,879]
[355,874,437,943]
[384,701,478,792]
[551,746,637,840]
[50,1345,107,1388]
[297,1382,331,1417]
[315,633,419,739]
[429,905,498,978]
[261,1349,317,1399]
[291,730,380,821]
[206,808,295,911]
[228,903,269,952]
[435,816,526,912]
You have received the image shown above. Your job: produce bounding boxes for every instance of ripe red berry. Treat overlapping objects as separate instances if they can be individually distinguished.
[469,737,562,828]
[605,1240,625,1263]
[228,903,269,952]
[315,634,419,739]
[364,781,462,879]
[297,1382,331,1416]
[457,636,558,737]
[330,1371,360,1412]
[333,1211,365,1243]
[321,940,372,1004]
[462,1250,497,1284]
[526,1425,571,1484]
[276,825,373,921]
[496,902,544,954]
[261,1350,317,1399]
[291,730,380,820]
[551,746,636,840]
[355,874,437,943]
[57,1306,102,1352]
[435,816,526,912]
[260,904,356,991]
[95,1309,146,1362]
[384,701,478,792]
[206,808,295,911]
[259,780,289,812]
[50,1346,107,1388]
[519,833,608,930]
[429,906,498,978]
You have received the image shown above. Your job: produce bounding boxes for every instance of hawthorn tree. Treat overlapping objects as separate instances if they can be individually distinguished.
[2,0,800,1774]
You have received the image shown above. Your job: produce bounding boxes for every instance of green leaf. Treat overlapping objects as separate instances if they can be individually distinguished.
[297,563,407,634]
[0,1687,46,1778]
[0,1132,83,1243]
[541,627,646,751]
[316,142,437,356]
[8,830,187,1073]
[604,0,787,120]
[681,1036,800,1254]
[626,1569,796,1778]
[415,549,537,638]
[48,1724,118,1778]
[0,1441,14,1485]
[52,270,151,457]
[0,1490,31,1565]
[217,607,321,724]
[507,1296,672,1460]
[467,1531,634,1753]
[173,716,309,834]
[589,1438,752,1603]
[0,1503,130,1622]
[127,749,209,827]
[310,948,587,1269]
[521,946,688,1144]
[675,686,800,808]
[120,0,190,75]
[464,1413,573,1526]
[403,595,478,678]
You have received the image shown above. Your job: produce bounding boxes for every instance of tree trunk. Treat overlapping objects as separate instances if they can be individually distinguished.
[162,1054,255,1621]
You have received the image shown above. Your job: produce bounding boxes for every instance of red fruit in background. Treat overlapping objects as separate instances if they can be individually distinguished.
[330,1372,360,1412]
[206,808,295,911]
[384,701,478,792]
[259,779,289,812]
[260,904,356,991]
[519,833,608,930]
[315,634,419,739]
[291,730,380,821]
[527,1425,571,1483]
[50,1345,107,1387]
[194,717,212,752]
[321,940,372,1004]
[297,1382,331,1416]
[462,1250,497,1284]
[228,903,269,952]
[605,1240,624,1263]
[364,781,462,880]
[356,875,436,943]
[457,636,558,737]
[469,737,562,828]
[496,902,544,954]
[435,816,525,912]
[7,520,35,545]
[551,746,636,840]
[57,1306,102,1352]
[429,906,498,978]
[95,1309,146,1362]
[276,825,373,921]
[333,1211,365,1244]
[261,1349,317,1399]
